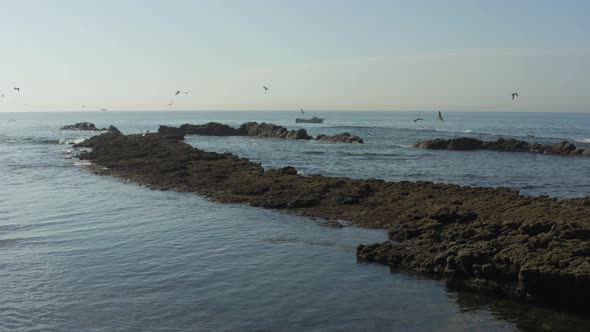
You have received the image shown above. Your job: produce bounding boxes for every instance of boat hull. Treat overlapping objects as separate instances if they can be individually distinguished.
[296,118,324,123]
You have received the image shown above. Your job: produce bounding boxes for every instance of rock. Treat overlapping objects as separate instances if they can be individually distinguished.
[548,141,577,155]
[315,132,364,144]
[415,138,452,149]
[107,125,121,134]
[158,125,186,136]
[285,128,311,140]
[74,131,590,312]
[61,122,101,131]
[417,137,589,156]
[276,166,298,175]
[180,122,241,136]
[157,121,363,143]
[448,137,483,150]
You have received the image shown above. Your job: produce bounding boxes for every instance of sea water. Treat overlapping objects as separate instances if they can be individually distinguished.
[1,111,589,331]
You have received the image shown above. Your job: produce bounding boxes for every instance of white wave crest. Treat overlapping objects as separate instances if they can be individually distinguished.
[73,160,91,167]
[59,138,87,145]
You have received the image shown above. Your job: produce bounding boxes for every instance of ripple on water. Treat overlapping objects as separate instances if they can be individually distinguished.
[0,112,590,331]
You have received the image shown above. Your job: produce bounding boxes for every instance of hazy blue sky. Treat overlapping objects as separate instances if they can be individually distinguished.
[1,0,589,112]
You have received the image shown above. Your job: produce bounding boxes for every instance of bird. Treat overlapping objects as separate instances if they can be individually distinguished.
[512,92,519,100]
[261,86,269,93]
[1,93,4,98]
[13,87,19,92]
[437,111,444,121]
[175,90,189,96]
[300,108,304,114]
[82,105,86,108]
[413,117,424,122]
[168,100,174,106]
[100,108,107,111]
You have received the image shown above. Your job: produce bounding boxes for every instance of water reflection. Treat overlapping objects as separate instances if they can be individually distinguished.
[448,281,590,332]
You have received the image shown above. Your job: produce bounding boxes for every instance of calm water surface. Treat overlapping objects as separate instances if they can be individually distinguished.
[1,111,589,331]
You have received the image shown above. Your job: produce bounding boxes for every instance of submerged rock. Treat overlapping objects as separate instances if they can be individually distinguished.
[75,131,590,312]
[416,137,590,156]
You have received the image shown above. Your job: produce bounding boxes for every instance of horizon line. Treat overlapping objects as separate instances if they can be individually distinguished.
[1,109,589,114]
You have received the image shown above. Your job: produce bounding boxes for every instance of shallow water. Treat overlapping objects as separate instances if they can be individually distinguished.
[1,111,589,331]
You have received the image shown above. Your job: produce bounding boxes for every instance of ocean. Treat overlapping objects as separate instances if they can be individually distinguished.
[1,111,589,331]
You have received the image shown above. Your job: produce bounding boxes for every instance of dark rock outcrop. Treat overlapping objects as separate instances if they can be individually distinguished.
[157,122,363,143]
[61,122,101,131]
[315,133,364,144]
[416,137,589,156]
[106,125,122,134]
[75,131,590,312]
[61,122,121,133]
[181,122,242,136]
[239,122,311,139]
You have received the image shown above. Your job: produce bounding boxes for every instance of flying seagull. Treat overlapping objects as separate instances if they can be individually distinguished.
[511,92,519,100]
[300,108,304,114]
[175,90,189,96]
[1,93,4,98]
[261,86,269,93]
[413,117,424,122]
[100,108,107,111]
[437,111,444,121]
[168,100,174,106]
[13,87,20,92]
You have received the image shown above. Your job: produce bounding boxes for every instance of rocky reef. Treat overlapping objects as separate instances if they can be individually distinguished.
[315,132,364,144]
[75,131,590,312]
[158,122,364,143]
[416,137,590,156]
[61,122,120,133]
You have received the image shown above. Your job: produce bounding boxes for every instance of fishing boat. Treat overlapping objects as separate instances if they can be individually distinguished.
[296,116,324,123]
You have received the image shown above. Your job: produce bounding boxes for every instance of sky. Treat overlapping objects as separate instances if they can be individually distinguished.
[0,0,589,112]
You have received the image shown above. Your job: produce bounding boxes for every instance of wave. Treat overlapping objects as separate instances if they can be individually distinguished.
[574,138,590,144]
[59,138,87,145]
[73,160,92,167]
[0,135,61,145]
